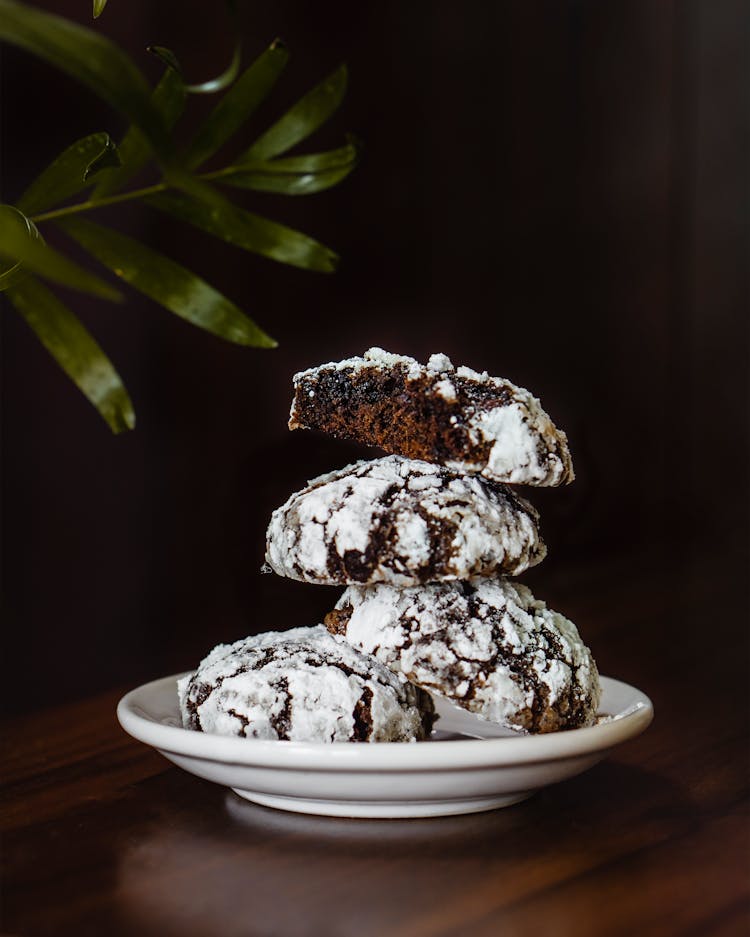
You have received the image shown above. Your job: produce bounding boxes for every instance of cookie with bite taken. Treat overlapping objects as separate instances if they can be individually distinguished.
[289,348,574,487]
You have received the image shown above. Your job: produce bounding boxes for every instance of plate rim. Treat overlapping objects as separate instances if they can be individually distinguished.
[117,673,653,771]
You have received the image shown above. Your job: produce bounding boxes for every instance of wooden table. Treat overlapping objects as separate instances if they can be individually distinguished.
[3,550,748,937]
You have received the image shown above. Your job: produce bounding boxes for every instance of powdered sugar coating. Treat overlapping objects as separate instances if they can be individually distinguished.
[265,456,546,586]
[177,625,434,743]
[290,348,574,486]
[293,346,415,381]
[325,580,600,733]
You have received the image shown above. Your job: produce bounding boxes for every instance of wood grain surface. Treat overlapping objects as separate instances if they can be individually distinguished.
[2,548,748,937]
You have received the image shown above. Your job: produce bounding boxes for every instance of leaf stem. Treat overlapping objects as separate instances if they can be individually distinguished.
[29,181,169,222]
[26,153,355,224]
[27,166,244,223]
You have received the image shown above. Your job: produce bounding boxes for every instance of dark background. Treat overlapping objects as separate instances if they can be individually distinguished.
[1,1,748,712]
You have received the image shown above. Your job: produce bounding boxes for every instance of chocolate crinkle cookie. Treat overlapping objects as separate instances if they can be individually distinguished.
[264,455,546,587]
[289,348,574,487]
[325,579,600,733]
[177,625,435,743]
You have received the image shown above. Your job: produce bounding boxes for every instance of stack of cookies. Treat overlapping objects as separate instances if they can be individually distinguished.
[179,348,600,743]
[265,348,601,734]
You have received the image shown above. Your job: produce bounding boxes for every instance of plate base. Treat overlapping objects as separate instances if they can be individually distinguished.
[118,674,653,822]
[231,788,534,818]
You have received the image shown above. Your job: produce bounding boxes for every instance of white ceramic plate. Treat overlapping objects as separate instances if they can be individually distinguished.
[117,674,652,818]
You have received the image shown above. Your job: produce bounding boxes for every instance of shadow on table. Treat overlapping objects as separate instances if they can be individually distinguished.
[111,759,699,937]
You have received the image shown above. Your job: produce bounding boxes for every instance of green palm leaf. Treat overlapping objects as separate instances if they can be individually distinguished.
[0,0,169,157]
[91,66,186,199]
[241,64,347,162]
[7,275,134,432]
[186,40,242,94]
[0,206,121,300]
[57,216,277,347]
[184,40,289,170]
[217,142,359,196]
[147,184,338,272]
[16,132,119,216]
